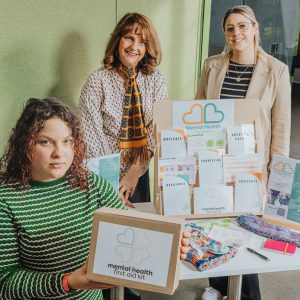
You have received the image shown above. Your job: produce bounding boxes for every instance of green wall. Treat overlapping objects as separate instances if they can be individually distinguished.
[0,0,204,154]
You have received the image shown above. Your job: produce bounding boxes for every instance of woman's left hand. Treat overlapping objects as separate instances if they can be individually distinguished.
[119,166,140,208]
[180,231,191,260]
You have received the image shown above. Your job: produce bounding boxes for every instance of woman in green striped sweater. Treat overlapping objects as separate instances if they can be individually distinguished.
[0,97,123,300]
[0,97,190,300]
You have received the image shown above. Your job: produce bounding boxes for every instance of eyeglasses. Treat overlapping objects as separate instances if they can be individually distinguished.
[224,22,252,34]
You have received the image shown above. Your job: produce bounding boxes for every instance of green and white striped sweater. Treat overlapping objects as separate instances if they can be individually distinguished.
[0,172,123,300]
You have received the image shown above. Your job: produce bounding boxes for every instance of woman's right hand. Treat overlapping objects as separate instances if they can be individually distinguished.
[68,262,114,290]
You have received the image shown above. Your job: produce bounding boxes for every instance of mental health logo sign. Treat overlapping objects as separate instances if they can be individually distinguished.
[172,100,234,131]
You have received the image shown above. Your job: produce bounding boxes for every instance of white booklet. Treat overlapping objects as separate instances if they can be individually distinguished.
[158,156,197,186]
[160,129,186,158]
[234,173,262,213]
[193,185,233,214]
[163,175,191,216]
[227,124,255,154]
[198,150,224,186]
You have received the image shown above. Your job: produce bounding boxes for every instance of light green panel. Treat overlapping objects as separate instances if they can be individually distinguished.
[117,0,202,100]
[0,0,115,153]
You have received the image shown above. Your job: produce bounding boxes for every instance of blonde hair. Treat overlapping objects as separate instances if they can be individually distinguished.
[222,5,260,57]
[102,13,161,75]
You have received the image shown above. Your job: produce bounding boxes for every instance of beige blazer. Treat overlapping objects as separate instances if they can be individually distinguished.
[196,49,291,177]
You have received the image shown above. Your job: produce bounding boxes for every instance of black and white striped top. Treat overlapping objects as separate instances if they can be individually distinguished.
[220,61,255,99]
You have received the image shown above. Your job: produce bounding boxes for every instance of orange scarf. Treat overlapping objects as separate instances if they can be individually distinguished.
[118,64,148,164]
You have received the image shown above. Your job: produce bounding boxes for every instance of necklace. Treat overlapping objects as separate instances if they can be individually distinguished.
[233,65,251,82]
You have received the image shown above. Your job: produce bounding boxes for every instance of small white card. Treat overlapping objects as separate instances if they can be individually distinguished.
[160,130,186,158]
[198,151,224,185]
[193,185,233,214]
[234,173,262,213]
[163,175,191,216]
[187,129,226,157]
[227,124,255,154]
[158,156,197,186]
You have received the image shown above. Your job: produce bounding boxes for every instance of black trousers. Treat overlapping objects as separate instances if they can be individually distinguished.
[130,170,150,203]
[209,274,261,300]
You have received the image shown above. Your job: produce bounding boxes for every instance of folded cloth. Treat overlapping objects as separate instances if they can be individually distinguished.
[185,223,238,272]
[236,214,300,247]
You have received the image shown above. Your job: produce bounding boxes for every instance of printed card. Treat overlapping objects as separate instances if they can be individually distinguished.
[158,156,197,186]
[163,175,191,216]
[193,186,233,214]
[234,173,262,213]
[198,151,223,185]
[187,128,226,157]
[160,129,186,158]
[86,154,120,193]
[172,99,234,131]
[227,124,255,154]
[222,153,263,184]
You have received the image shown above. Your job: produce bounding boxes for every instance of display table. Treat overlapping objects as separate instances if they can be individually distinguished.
[110,203,300,300]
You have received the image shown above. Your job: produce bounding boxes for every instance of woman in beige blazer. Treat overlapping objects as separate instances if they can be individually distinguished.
[197,5,291,300]
[196,8,291,181]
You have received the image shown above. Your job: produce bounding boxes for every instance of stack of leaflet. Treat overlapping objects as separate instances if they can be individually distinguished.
[158,100,263,217]
[264,155,300,224]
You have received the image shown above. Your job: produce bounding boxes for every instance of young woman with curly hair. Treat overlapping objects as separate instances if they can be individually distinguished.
[79,13,168,208]
[0,97,190,300]
[0,97,123,299]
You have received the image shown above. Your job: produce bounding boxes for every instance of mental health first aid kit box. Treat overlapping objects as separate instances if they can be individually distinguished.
[87,207,184,294]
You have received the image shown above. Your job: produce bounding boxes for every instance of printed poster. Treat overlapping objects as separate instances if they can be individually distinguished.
[93,222,173,287]
[172,100,234,131]
[264,155,298,219]
[287,163,300,223]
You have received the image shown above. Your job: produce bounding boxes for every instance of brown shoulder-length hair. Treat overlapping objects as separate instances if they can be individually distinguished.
[103,12,161,75]
[0,97,88,190]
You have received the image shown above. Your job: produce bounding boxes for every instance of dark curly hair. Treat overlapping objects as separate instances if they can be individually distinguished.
[102,12,161,75]
[0,97,88,190]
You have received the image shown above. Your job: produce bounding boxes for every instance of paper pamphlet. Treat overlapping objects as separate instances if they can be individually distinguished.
[160,129,187,158]
[234,173,262,212]
[163,175,191,216]
[208,224,252,248]
[93,222,173,286]
[158,156,197,186]
[187,129,226,157]
[86,154,120,192]
[222,153,263,184]
[227,124,255,154]
[194,185,233,214]
[172,99,234,131]
[264,155,298,220]
[198,151,224,185]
